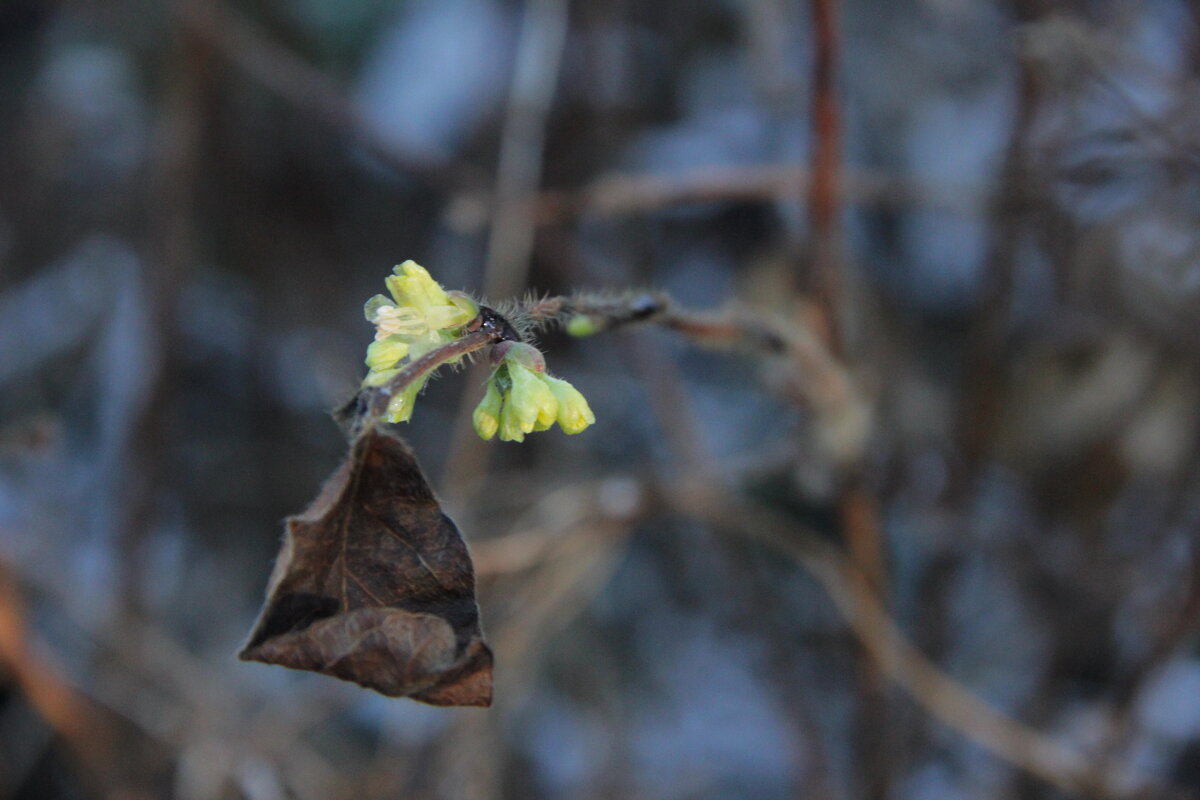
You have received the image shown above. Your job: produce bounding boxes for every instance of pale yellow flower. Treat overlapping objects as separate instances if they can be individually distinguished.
[473,343,595,442]
[360,261,480,423]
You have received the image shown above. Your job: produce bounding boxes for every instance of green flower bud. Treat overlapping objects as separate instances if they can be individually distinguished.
[566,314,600,337]
[365,335,410,371]
[544,375,595,434]
[363,367,400,387]
[425,305,472,331]
[403,329,450,364]
[445,291,480,326]
[498,399,526,442]
[386,260,452,314]
[474,356,596,441]
[500,341,546,372]
[507,362,557,433]
[532,400,556,431]
[385,379,424,423]
[472,379,503,441]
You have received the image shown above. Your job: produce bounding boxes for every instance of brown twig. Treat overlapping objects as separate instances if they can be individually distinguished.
[0,568,131,798]
[453,292,867,471]
[358,291,865,474]
[806,3,893,790]
[470,480,627,575]
[807,0,843,341]
[362,328,499,422]
[955,5,1043,483]
[445,163,987,232]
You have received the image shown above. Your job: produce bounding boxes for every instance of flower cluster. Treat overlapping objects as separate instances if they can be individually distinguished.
[361,262,596,439]
[472,342,594,442]
[362,261,477,422]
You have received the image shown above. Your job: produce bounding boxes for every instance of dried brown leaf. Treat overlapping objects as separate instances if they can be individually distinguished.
[239,426,492,706]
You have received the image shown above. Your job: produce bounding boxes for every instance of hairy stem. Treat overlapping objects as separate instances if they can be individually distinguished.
[364,329,500,422]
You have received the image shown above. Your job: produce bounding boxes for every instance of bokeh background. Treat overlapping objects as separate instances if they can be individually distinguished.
[4,0,1200,798]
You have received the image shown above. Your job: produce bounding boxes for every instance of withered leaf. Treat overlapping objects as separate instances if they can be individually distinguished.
[239,425,493,706]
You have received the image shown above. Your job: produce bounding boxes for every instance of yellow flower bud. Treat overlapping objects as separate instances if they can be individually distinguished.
[532,375,559,430]
[386,260,452,314]
[507,362,557,433]
[448,291,480,321]
[363,367,400,388]
[472,380,503,441]
[425,304,473,331]
[360,263,486,423]
[423,291,478,331]
[385,380,423,423]
[498,400,526,442]
[566,315,600,337]
[544,375,595,434]
[365,336,410,371]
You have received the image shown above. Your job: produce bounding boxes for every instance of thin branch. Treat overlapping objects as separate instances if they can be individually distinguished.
[351,291,862,478]
[807,0,844,341]
[802,8,895,791]
[0,567,147,799]
[453,291,868,473]
[520,291,870,473]
[954,5,1043,483]
[363,328,500,422]
[115,0,206,617]
[448,164,986,230]
[177,0,486,190]
[678,494,1158,799]
[440,0,570,509]
[482,0,571,299]
[471,480,630,576]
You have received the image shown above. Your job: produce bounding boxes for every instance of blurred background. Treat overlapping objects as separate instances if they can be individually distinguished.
[3,0,1200,798]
